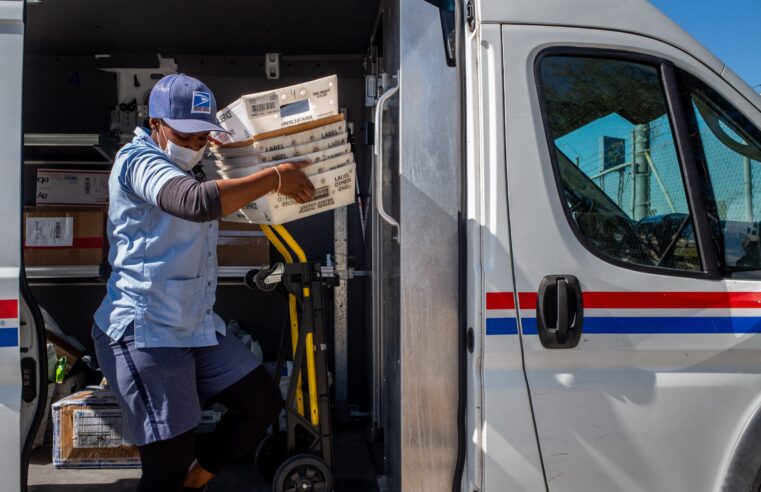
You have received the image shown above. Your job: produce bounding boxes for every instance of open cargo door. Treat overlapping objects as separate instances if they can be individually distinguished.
[0,1,24,490]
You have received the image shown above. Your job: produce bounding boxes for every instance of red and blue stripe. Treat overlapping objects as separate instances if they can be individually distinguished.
[0,300,19,347]
[485,292,761,335]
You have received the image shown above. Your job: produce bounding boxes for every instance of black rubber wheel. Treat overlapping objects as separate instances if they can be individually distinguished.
[272,454,334,492]
[254,267,279,291]
[244,269,259,290]
[255,432,288,483]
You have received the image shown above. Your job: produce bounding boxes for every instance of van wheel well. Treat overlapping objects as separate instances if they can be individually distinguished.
[721,408,761,492]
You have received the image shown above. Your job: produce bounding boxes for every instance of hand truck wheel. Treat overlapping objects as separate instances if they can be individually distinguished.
[255,432,288,482]
[246,264,284,292]
[272,454,334,492]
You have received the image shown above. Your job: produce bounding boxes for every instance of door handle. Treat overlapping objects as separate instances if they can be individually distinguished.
[536,275,583,349]
[373,72,401,244]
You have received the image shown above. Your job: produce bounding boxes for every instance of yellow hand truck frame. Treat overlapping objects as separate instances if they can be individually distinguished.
[247,224,335,492]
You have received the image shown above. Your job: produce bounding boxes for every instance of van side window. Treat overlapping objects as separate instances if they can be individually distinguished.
[537,55,701,272]
[677,70,761,274]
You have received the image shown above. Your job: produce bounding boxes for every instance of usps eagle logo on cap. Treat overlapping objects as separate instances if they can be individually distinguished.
[191,91,211,114]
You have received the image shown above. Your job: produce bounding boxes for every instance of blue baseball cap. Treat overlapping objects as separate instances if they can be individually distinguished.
[148,74,228,134]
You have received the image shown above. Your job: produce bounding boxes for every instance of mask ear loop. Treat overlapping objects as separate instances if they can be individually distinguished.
[158,122,170,152]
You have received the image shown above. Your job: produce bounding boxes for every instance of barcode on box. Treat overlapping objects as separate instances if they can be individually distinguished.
[84,177,91,195]
[313,186,330,200]
[251,102,276,114]
[246,94,280,117]
[54,221,61,240]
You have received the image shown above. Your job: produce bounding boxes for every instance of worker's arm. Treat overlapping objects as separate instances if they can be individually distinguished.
[155,162,315,222]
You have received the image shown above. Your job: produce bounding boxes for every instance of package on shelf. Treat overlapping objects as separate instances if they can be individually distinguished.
[217,221,270,266]
[213,75,339,143]
[36,169,109,206]
[52,387,140,469]
[23,207,106,267]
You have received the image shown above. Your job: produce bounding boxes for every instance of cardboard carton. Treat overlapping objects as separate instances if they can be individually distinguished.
[23,208,106,267]
[36,169,109,206]
[217,222,270,266]
[214,76,339,142]
[52,387,140,469]
[225,162,356,225]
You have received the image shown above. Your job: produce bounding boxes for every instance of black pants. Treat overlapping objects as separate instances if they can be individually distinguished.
[136,365,282,492]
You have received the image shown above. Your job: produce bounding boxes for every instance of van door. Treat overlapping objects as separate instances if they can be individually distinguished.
[0,1,24,490]
[471,23,547,492]
[501,25,761,491]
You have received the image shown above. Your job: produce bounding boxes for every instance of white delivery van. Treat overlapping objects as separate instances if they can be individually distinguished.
[0,0,760,490]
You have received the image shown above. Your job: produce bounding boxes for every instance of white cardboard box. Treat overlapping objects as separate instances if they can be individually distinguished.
[224,162,356,225]
[215,75,339,141]
[252,119,347,152]
[36,169,109,206]
[256,133,348,163]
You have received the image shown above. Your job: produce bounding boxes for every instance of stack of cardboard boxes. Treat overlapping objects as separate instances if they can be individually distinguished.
[26,170,270,270]
[24,169,110,268]
[207,75,356,225]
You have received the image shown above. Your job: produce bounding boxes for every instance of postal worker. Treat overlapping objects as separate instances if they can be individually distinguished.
[92,74,314,491]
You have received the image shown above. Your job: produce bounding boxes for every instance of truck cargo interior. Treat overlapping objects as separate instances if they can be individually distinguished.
[18,1,409,490]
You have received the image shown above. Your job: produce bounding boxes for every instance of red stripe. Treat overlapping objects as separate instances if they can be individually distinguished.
[25,237,104,249]
[0,300,18,319]
[488,291,761,310]
[519,292,538,310]
[486,292,514,310]
[583,292,761,309]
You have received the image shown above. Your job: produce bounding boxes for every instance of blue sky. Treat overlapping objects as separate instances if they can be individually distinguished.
[650,0,761,90]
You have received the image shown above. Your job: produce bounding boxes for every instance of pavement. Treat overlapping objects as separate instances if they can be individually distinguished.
[28,426,377,492]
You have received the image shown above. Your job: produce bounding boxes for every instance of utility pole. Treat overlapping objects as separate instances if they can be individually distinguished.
[632,124,650,221]
[744,156,753,222]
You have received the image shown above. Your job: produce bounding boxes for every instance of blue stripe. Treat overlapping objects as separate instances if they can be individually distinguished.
[486,317,518,335]
[487,317,761,335]
[116,340,162,442]
[0,328,17,347]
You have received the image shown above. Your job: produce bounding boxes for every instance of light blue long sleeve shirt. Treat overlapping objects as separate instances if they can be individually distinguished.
[94,128,225,348]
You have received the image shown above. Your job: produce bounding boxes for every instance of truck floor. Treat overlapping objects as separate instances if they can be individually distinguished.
[28,426,377,491]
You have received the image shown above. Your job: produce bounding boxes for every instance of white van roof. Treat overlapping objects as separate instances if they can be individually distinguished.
[483,0,761,110]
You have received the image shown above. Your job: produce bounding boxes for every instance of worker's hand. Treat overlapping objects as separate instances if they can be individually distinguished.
[276,161,315,204]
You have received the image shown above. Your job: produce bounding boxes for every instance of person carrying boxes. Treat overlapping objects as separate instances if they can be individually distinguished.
[90,74,315,492]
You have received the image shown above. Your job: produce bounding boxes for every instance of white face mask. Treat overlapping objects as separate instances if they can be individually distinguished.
[159,124,207,171]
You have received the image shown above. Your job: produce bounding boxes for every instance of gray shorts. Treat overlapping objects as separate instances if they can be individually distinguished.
[92,324,261,446]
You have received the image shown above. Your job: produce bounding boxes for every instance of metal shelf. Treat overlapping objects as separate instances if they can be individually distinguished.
[23,133,118,165]
[26,265,101,278]
[25,265,264,280]
[24,134,102,147]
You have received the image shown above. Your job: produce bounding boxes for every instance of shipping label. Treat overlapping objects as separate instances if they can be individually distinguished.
[25,217,74,247]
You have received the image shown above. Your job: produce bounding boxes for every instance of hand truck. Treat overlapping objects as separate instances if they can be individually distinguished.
[246,224,334,492]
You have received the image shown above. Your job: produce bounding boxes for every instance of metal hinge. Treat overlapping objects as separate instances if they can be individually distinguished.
[466,0,476,32]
